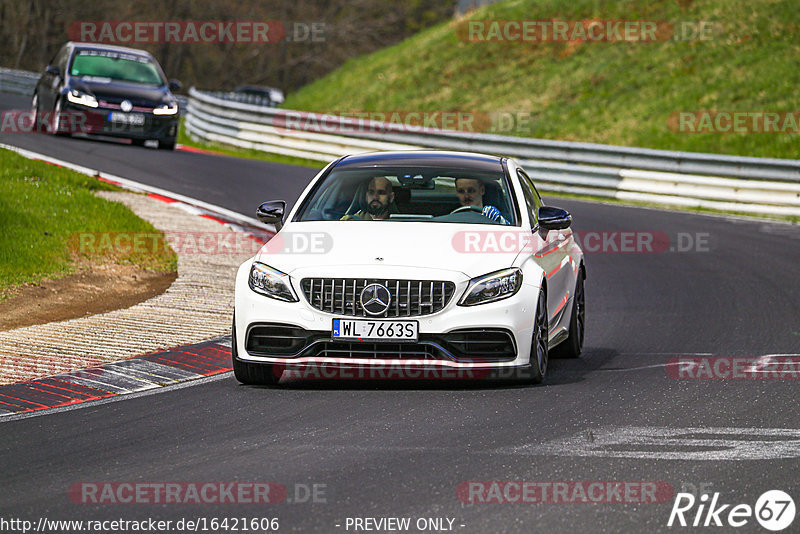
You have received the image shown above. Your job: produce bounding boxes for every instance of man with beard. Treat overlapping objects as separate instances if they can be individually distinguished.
[341,176,396,220]
[454,177,509,224]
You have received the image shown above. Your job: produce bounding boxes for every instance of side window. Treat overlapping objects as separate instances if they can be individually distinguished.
[47,50,59,67]
[526,174,545,209]
[517,169,539,226]
[55,46,70,73]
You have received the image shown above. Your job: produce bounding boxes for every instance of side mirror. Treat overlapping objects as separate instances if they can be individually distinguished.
[168,79,182,92]
[537,206,572,230]
[257,200,286,229]
[45,65,60,77]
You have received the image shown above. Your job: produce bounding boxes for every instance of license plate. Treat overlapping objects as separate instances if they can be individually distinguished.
[332,319,418,341]
[108,112,144,126]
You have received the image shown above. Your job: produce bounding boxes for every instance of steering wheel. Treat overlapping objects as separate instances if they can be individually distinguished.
[450,205,484,215]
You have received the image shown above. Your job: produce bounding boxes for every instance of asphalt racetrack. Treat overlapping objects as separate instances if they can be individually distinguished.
[1,92,799,533]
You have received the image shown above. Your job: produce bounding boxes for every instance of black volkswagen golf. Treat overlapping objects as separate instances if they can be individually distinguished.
[32,42,181,149]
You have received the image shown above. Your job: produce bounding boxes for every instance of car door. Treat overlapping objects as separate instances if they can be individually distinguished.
[39,45,69,111]
[517,169,574,329]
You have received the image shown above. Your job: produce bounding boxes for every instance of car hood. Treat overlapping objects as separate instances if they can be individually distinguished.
[70,78,170,105]
[255,221,524,280]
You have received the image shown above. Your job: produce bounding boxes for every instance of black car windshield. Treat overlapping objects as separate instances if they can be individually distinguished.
[69,50,164,85]
[294,165,518,225]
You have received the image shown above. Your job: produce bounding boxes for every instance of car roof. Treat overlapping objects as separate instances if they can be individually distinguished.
[68,42,154,58]
[335,151,506,172]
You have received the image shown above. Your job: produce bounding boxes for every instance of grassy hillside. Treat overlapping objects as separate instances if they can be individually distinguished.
[285,0,799,159]
[0,149,177,297]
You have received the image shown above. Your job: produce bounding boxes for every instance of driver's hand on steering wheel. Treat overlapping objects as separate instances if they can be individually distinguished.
[482,205,502,221]
[482,205,510,224]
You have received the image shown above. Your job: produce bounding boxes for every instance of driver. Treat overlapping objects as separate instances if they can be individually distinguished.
[341,176,395,220]
[454,178,509,224]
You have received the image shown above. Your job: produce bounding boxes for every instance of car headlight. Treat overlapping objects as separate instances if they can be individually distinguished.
[66,89,98,108]
[459,268,523,306]
[153,102,178,115]
[248,262,298,302]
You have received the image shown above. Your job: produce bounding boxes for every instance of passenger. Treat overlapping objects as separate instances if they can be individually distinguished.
[341,176,395,220]
[454,178,509,224]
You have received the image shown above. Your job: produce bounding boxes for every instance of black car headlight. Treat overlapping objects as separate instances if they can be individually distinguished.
[248,262,298,302]
[459,268,523,306]
[66,89,98,108]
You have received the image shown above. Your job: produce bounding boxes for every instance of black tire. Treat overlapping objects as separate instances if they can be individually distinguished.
[31,93,44,133]
[131,138,147,147]
[551,267,585,359]
[524,287,549,385]
[51,97,68,136]
[158,139,176,150]
[231,316,280,385]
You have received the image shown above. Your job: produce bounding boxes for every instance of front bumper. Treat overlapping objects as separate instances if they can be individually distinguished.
[234,262,540,371]
[62,102,179,140]
[244,324,517,362]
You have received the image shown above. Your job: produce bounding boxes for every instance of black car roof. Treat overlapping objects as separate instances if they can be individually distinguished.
[335,151,506,172]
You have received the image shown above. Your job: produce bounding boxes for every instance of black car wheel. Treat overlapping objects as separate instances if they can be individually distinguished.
[524,287,549,384]
[231,315,280,386]
[50,98,68,136]
[31,94,43,132]
[551,267,585,359]
[158,139,176,150]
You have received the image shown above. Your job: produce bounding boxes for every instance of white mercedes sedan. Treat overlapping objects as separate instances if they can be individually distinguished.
[232,151,585,385]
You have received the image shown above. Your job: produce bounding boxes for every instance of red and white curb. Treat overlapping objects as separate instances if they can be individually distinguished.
[0,337,233,418]
[0,143,275,408]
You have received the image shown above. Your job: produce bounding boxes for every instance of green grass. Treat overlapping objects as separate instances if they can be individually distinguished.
[177,118,325,169]
[0,148,177,298]
[284,0,800,159]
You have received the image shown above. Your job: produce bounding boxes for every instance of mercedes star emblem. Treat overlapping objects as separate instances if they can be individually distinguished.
[120,100,133,112]
[360,283,391,316]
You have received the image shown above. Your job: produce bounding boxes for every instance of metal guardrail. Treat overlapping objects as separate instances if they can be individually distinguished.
[186,88,800,217]
[202,89,284,108]
[0,67,188,115]
[0,67,39,95]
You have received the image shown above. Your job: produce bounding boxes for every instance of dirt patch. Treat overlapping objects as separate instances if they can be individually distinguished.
[0,258,177,331]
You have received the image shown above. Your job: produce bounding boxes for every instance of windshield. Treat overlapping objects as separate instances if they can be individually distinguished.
[294,165,518,225]
[69,50,165,85]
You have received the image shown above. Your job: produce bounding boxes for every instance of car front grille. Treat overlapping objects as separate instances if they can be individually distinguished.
[305,341,440,360]
[300,278,456,317]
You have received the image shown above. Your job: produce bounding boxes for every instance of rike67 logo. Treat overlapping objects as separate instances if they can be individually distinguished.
[668,490,795,531]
